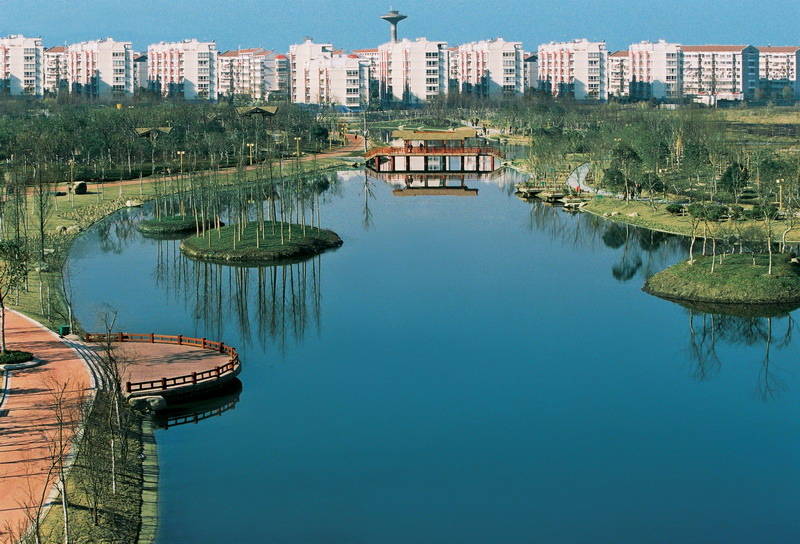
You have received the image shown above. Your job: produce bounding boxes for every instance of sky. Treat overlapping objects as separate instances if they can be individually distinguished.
[0,0,797,53]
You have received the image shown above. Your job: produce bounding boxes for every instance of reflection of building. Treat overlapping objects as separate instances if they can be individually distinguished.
[454,38,525,95]
[682,45,759,103]
[0,35,44,96]
[538,39,608,101]
[757,46,800,99]
[147,39,218,100]
[365,128,503,174]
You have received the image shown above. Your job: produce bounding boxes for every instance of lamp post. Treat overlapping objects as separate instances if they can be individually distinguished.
[777,178,784,210]
[177,150,185,173]
[294,136,301,158]
[246,143,255,166]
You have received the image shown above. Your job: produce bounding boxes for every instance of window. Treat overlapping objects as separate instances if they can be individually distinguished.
[425,52,438,58]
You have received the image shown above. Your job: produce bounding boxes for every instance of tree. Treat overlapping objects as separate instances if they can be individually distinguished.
[0,240,28,352]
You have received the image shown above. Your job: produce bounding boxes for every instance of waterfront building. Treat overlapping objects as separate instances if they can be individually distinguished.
[365,127,504,173]
[537,39,608,101]
[219,48,285,100]
[757,46,799,99]
[66,38,134,97]
[627,40,682,101]
[0,35,44,96]
[147,39,218,100]
[44,46,67,94]
[681,45,759,102]
[377,37,449,104]
[607,50,629,99]
[454,38,524,95]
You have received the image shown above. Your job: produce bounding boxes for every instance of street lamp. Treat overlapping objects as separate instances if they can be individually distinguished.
[177,150,185,173]
[246,143,255,166]
[294,137,301,158]
[777,178,784,210]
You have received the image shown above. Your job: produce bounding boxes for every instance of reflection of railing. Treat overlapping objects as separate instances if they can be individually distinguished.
[83,332,240,394]
[160,398,239,429]
[365,146,505,159]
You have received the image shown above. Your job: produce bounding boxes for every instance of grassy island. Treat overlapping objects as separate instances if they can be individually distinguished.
[137,215,218,236]
[643,253,800,309]
[180,221,343,264]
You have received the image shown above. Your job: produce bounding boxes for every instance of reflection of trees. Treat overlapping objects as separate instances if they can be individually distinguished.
[684,310,797,400]
[522,199,686,282]
[153,239,323,352]
[363,177,375,231]
[96,210,140,254]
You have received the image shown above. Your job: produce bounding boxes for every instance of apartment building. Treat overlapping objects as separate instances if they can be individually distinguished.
[301,54,370,108]
[524,53,538,90]
[377,37,449,104]
[66,38,134,97]
[757,46,799,99]
[0,35,44,96]
[289,38,333,103]
[627,40,682,101]
[607,50,629,98]
[133,54,147,90]
[148,39,218,100]
[538,39,608,101]
[44,46,67,94]
[454,38,524,95]
[682,45,759,102]
[218,48,286,100]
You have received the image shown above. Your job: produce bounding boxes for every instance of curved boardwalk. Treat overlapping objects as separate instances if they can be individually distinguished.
[0,310,91,541]
[83,333,238,399]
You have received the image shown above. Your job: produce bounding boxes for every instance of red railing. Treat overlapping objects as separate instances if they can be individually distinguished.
[365,146,505,159]
[83,332,241,395]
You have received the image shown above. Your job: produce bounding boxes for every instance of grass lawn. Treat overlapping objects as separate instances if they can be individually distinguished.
[644,253,800,307]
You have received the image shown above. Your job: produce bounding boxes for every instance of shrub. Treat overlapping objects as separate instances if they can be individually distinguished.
[0,350,33,365]
[728,205,744,220]
[665,203,684,215]
[705,205,727,222]
[687,203,706,218]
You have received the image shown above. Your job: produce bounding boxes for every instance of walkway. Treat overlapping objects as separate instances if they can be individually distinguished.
[0,310,92,542]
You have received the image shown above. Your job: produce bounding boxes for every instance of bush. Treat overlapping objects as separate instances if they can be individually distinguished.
[705,205,727,221]
[728,205,744,220]
[665,203,684,215]
[0,350,33,365]
[747,205,780,220]
[687,203,706,218]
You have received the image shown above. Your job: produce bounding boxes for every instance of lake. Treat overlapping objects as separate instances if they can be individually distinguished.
[69,169,800,544]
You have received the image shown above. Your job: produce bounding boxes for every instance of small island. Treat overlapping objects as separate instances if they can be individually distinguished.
[643,253,800,309]
[180,221,343,264]
[137,215,219,236]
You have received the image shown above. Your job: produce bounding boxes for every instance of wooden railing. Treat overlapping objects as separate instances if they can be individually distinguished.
[365,146,505,159]
[83,332,241,395]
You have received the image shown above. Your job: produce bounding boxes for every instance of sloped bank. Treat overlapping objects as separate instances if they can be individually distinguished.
[180,221,343,264]
[643,253,800,310]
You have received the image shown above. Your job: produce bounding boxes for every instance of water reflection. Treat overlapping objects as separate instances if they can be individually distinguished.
[153,378,242,430]
[684,309,797,400]
[96,208,142,253]
[153,238,322,351]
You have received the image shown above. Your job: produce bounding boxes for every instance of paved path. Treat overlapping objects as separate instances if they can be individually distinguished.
[0,310,92,541]
[111,342,231,388]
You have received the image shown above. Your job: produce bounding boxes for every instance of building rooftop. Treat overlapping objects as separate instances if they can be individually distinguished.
[610,50,628,58]
[757,46,800,53]
[683,45,752,52]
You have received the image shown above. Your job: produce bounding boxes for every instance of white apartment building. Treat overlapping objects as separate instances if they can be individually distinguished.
[524,53,538,90]
[353,48,379,70]
[66,38,134,96]
[538,39,608,101]
[628,40,682,101]
[0,35,44,96]
[289,39,333,103]
[607,50,629,98]
[682,45,759,102]
[44,46,68,94]
[219,48,286,100]
[377,37,449,104]
[300,54,370,108]
[148,39,218,100]
[454,38,524,95]
[757,46,799,99]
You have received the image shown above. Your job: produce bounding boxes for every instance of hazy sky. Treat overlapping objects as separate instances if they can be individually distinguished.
[1,0,797,53]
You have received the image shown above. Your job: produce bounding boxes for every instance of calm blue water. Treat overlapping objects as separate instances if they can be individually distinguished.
[69,171,800,544]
